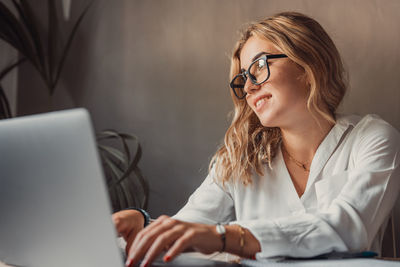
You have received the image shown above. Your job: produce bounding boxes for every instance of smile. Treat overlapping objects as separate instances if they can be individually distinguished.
[256,98,265,107]
[254,94,272,110]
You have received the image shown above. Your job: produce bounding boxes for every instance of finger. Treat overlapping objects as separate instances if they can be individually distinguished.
[137,215,169,233]
[126,216,177,266]
[125,227,140,254]
[128,215,170,253]
[141,224,186,266]
[163,230,195,262]
[126,231,155,267]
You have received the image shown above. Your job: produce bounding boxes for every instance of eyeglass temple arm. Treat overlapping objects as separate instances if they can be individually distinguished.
[266,54,288,59]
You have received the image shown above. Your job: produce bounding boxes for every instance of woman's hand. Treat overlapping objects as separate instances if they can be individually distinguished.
[125,215,222,267]
[112,209,145,254]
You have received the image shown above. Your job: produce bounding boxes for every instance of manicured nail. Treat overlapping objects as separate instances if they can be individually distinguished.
[164,255,171,262]
[140,259,149,267]
[125,258,131,266]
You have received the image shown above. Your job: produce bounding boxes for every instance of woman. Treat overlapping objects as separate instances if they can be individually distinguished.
[113,12,400,267]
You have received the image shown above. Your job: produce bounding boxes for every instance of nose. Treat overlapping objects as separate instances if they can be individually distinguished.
[244,79,260,95]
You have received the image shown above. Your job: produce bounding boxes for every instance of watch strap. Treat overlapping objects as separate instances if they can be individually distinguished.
[216,223,226,252]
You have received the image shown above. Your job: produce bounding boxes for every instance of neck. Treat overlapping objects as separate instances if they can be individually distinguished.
[280,114,334,164]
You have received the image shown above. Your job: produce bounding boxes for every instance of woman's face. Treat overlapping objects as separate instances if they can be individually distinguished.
[240,35,310,129]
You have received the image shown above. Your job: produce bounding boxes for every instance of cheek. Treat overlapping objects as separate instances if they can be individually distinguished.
[273,73,309,104]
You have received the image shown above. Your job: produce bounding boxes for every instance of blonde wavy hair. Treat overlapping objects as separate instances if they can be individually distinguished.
[210,12,347,185]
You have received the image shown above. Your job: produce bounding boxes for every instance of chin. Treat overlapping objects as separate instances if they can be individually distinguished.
[255,112,278,128]
[260,121,277,127]
[258,117,278,128]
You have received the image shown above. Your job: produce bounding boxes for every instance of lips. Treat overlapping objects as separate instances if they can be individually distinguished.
[253,94,272,111]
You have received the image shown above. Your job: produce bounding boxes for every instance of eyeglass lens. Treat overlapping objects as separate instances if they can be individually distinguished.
[231,75,247,99]
[249,58,269,84]
[231,57,269,99]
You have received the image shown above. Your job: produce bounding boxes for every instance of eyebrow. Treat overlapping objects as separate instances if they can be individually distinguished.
[251,51,270,62]
[240,51,271,72]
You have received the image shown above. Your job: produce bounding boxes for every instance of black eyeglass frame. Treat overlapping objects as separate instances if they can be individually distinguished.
[230,53,288,99]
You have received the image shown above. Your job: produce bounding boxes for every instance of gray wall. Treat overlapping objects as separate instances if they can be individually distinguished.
[16,0,400,218]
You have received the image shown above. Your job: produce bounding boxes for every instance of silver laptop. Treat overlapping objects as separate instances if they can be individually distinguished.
[0,109,124,267]
[0,109,240,267]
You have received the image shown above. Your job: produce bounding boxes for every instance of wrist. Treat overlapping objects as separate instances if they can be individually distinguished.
[224,224,261,258]
[215,223,226,252]
[124,207,151,227]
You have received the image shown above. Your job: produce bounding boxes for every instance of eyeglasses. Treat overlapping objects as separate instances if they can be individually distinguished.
[230,53,288,99]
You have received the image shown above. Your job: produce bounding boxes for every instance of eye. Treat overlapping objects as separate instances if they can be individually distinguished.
[256,59,266,69]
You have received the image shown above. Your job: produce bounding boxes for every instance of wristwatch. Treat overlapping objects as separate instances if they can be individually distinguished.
[216,223,226,252]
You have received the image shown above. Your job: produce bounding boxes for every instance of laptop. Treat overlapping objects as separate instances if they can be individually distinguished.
[0,109,239,267]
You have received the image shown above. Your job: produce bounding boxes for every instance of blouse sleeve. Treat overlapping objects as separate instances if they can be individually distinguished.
[231,119,400,258]
[173,168,236,224]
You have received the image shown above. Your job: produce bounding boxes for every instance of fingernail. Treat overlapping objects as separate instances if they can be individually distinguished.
[164,255,171,262]
[140,259,149,267]
[125,257,132,266]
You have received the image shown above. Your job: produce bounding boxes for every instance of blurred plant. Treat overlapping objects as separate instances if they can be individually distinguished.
[0,0,92,118]
[0,1,149,211]
[97,130,149,212]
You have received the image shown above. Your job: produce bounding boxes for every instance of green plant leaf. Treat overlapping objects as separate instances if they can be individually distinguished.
[97,129,149,210]
[0,2,26,51]
[101,152,124,193]
[0,1,50,88]
[101,153,119,183]
[97,130,139,161]
[114,146,143,188]
[99,146,125,175]
[0,1,40,70]
[0,28,19,50]
[101,151,130,211]
[0,57,26,119]
[115,178,127,211]
[0,58,26,80]
[52,0,93,94]
[47,0,58,88]
[133,168,149,209]
[0,83,12,119]
[119,133,140,161]
[131,142,142,169]
[14,0,46,74]
[97,130,130,141]
[120,177,135,208]
[98,144,128,168]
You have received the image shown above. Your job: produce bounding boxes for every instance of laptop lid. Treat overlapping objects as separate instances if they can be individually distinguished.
[0,109,124,267]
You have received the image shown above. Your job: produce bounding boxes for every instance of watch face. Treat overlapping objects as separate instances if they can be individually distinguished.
[216,224,226,234]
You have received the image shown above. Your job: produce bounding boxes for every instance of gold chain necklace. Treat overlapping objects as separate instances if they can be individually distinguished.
[281,145,310,173]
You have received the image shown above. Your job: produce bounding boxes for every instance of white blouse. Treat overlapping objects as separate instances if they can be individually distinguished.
[173,114,400,258]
